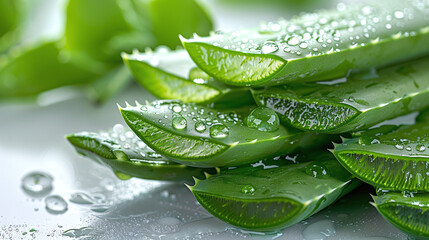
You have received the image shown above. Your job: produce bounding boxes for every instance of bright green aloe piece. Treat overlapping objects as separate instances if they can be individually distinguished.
[253,57,429,133]
[373,191,429,239]
[0,41,97,98]
[0,0,18,38]
[189,152,360,231]
[122,48,252,108]
[182,1,429,86]
[332,110,429,191]
[66,124,212,181]
[119,100,322,168]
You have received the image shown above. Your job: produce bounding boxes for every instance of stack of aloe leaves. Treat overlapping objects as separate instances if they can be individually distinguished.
[67,0,429,238]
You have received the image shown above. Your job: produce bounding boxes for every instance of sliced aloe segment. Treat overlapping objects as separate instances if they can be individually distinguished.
[182,1,429,86]
[332,111,429,191]
[373,191,429,239]
[66,124,210,181]
[122,48,252,108]
[120,100,319,168]
[253,57,429,133]
[189,152,360,231]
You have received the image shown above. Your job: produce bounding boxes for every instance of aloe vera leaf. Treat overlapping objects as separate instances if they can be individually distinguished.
[119,100,320,168]
[66,124,211,181]
[373,191,429,239]
[132,0,213,48]
[332,111,429,191]
[0,0,18,38]
[182,1,429,86]
[0,41,97,98]
[189,152,360,231]
[86,65,133,105]
[122,49,253,108]
[253,57,429,133]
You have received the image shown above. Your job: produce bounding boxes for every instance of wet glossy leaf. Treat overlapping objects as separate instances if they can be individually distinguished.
[122,48,252,108]
[120,100,324,167]
[253,57,429,133]
[190,152,360,231]
[0,41,97,98]
[182,1,429,86]
[373,191,429,239]
[332,110,429,191]
[66,124,212,181]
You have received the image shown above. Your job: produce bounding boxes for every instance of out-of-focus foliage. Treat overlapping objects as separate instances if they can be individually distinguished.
[0,0,213,101]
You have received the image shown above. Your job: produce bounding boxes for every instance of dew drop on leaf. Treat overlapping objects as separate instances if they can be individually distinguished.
[172,116,187,130]
[416,144,426,152]
[45,195,68,214]
[305,163,329,178]
[241,185,256,194]
[210,123,229,138]
[261,41,279,54]
[246,107,280,132]
[194,121,206,132]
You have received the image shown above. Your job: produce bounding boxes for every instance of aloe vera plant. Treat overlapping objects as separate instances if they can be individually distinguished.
[189,152,360,231]
[253,57,429,133]
[332,110,429,191]
[373,191,429,239]
[119,100,324,167]
[122,48,252,108]
[182,0,429,86]
[66,124,212,181]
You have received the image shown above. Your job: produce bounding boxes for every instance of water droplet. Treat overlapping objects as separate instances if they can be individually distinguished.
[416,145,426,152]
[113,124,124,133]
[287,37,300,46]
[194,121,206,132]
[246,107,280,132]
[241,185,255,194]
[299,42,308,49]
[90,204,110,213]
[22,172,53,197]
[385,24,392,29]
[261,41,278,54]
[172,116,187,130]
[284,47,291,53]
[394,11,404,19]
[302,219,336,240]
[62,227,94,238]
[395,144,404,150]
[402,190,415,198]
[159,217,182,225]
[172,105,182,113]
[305,163,329,178]
[69,192,94,205]
[45,195,68,214]
[210,124,229,138]
[405,146,412,151]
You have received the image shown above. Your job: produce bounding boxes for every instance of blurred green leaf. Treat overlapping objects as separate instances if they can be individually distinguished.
[0,0,18,37]
[0,41,97,98]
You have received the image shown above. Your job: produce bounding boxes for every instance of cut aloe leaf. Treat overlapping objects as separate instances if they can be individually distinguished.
[253,57,429,133]
[66,124,211,181]
[122,48,252,108]
[189,152,360,231]
[182,1,429,86]
[120,100,321,168]
[373,191,429,239]
[332,110,429,191]
[0,41,97,98]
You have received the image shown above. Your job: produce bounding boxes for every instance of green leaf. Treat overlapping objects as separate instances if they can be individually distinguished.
[373,191,429,239]
[86,65,133,105]
[0,41,96,98]
[66,124,212,181]
[132,0,213,48]
[190,152,360,231]
[0,0,18,38]
[122,48,253,108]
[253,57,429,133]
[120,100,322,167]
[332,110,429,191]
[182,1,429,86]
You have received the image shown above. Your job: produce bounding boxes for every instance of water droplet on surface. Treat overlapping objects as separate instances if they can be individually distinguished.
[394,11,404,19]
[69,192,94,205]
[299,42,308,49]
[302,219,336,240]
[90,204,110,213]
[416,145,426,152]
[395,144,404,150]
[195,121,206,132]
[172,105,182,113]
[172,116,187,130]
[241,185,256,194]
[62,227,94,238]
[287,37,300,46]
[210,124,229,138]
[22,172,53,197]
[113,124,124,133]
[305,163,329,178]
[45,195,68,214]
[159,217,182,225]
[385,24,392,29]
[246,107,280,132]
[261,41,278,54]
